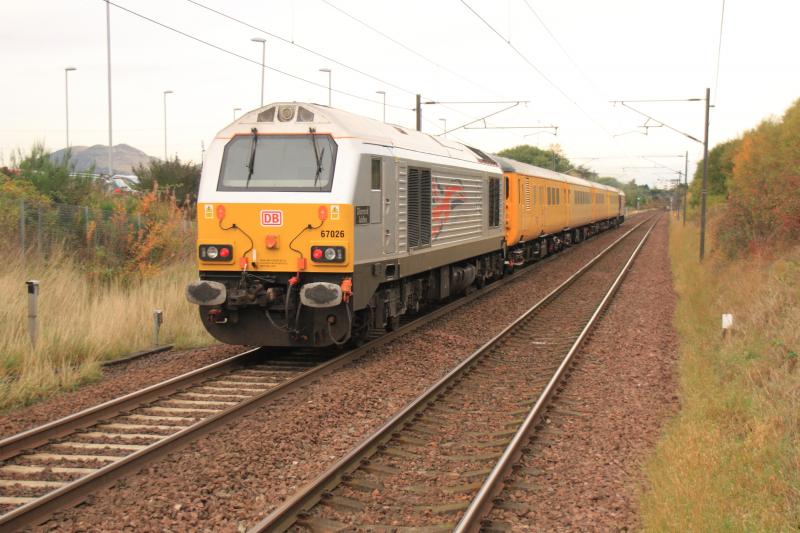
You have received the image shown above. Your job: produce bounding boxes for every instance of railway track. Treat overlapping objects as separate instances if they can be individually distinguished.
[0,218,636,531]
[249,215,658,532]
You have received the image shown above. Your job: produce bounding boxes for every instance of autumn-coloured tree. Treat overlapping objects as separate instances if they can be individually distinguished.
[716,98,800,255]
[688,137,741,206]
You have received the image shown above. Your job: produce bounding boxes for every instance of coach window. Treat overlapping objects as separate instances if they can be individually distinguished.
[371,158,382,190]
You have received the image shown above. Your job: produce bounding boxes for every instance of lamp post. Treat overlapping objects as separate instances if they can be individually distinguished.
[64,67,77,148]
[439,118,447,138]
[319,68,331,107]
[163,90,173,161]
[233,107,241,121]
[251,37,266,107]
[105,0,113,176]
[376,90,386,122]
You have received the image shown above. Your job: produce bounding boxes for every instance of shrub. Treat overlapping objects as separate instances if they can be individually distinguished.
[716,98,800,256]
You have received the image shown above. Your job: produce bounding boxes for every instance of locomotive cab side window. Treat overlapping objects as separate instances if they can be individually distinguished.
[371,158,382,190]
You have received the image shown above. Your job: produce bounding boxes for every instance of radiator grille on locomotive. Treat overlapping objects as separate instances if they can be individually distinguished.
[407,166,432,249]
[489,177,501,228]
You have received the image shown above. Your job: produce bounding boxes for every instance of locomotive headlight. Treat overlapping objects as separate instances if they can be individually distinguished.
[199,244,233,262]
[310,245,345,264]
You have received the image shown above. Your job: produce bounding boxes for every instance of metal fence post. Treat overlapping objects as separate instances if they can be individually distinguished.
[26,280,39,349]
[19,199,26,252]
[153,309,163,346]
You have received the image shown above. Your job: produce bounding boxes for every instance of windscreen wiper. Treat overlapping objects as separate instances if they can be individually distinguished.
[246,127,258,187]
[309,127,325,188]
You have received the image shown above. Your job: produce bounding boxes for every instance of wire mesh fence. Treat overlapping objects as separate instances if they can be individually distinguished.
[0,197,196,263]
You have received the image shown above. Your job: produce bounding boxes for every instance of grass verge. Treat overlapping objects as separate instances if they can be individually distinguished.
[0,251,214,411]
[640,218,800,531]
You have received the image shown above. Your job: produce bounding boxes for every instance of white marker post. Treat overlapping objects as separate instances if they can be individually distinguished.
[26,280,39,349]
[153,309,163,346]
[722,313,734,338]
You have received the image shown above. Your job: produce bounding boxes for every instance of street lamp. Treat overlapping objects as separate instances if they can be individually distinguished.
[376,90,386,122]
[233,107,241,121]
[319,68,331,107]
[64,67,77,148]
[251,37,266,107]
[439,118,447,138]
[105,0,113,175]
[163,90,173,161]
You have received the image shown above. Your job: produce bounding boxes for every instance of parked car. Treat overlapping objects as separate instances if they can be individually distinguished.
[106,174,139,194]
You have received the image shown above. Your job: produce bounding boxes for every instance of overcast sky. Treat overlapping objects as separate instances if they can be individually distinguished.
[1,0,798,186]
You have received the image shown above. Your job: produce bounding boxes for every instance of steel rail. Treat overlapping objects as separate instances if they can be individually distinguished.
[0,346,264,461]
[455,215,659,531]
[248,215,653,532]
[0,217,633,531]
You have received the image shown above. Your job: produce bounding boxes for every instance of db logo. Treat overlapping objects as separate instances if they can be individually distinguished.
[260,210,283,227]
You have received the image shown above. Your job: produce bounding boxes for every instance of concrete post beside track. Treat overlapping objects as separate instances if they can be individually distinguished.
[26,280,39,349]
[153,309,163,346]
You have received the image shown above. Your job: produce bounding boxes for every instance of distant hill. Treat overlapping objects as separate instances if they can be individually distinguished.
[50,144,156,175]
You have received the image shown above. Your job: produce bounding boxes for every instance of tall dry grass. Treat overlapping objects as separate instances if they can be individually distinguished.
[0,250,213,411]
[639,218,800,531]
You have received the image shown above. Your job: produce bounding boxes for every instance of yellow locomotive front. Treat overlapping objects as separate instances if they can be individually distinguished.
[187,104,358,347]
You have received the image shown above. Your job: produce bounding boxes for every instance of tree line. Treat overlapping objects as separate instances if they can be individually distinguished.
[496,144,670,208]
[689,98,799,255]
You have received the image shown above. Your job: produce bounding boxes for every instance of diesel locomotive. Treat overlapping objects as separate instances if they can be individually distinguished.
[186,103,624,347]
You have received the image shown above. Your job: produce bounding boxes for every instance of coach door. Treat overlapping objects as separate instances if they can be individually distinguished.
[383,160,398,254]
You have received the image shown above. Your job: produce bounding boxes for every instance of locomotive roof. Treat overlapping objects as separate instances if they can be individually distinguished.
[227,102,499,170]
[490,155,623,194]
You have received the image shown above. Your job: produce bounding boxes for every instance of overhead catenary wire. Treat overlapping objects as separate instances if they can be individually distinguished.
[520,0,606,97]
[185,0,520,138]
[460,0,613,138]
[317,0,533,139]
[119,0,526,140]
[104,0,410,111]
[185,0,419,99]
[714,0,726,100]
[319,0,504,101]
